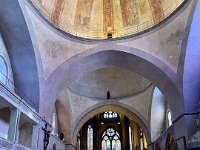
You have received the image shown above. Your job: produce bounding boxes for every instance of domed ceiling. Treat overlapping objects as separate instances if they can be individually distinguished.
[68,67,151,100]
[32,0,185,39]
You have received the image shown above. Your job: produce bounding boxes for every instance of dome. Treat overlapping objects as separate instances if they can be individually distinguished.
[68,67,151,100]
[32,0,185,39]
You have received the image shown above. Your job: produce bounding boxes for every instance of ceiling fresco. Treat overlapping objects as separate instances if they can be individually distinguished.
[32,0,185,39]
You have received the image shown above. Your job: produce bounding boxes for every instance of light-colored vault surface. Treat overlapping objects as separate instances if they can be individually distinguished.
[68,67,151,100]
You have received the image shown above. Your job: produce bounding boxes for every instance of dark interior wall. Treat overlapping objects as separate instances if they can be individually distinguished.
[0,0,39,111]
[0,108,10,139]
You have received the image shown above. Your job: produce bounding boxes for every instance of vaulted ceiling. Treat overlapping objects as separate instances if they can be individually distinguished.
[68,67,151,100]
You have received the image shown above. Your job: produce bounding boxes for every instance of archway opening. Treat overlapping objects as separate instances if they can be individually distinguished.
[76,111,148,150]
[150,87,174,142]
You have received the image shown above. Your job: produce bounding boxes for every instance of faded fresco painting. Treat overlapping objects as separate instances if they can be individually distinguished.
[137,0,149,15]
[120,0,139,27]
[74,0,94,29]
[103,0,113,33]
[149,0,165,23]
[51,0,65,26]
[32,0,185,39]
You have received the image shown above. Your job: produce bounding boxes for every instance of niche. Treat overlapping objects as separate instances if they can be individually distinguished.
[107,33,112,39]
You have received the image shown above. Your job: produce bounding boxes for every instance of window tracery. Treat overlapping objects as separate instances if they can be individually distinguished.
[129,126,133,150]
[87,125,93,150]
[167,111,172,127]
[102,128,121,150]
[104,111,117,119]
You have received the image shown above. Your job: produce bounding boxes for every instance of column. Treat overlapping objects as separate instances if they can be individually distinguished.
[132,121,140,150]
[120,114,126,150]
[8,108,21,142]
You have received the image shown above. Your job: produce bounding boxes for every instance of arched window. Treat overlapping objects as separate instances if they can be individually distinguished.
[102,128,121,150]
[103,111,118,119]
[129,126,133,150]
[167,111,173,127]
[0,56,7,84]
[87,125,93,150]
[139,128,144,150]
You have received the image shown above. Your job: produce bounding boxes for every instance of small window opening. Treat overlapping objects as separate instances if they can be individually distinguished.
[107,33,112,39]
[107,91,110,99]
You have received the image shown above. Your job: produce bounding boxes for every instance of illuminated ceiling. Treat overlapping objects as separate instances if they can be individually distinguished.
[32,0,185,39]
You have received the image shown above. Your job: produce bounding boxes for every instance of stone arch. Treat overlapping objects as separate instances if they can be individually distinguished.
[42,46,184,120]
[72,103,151,145]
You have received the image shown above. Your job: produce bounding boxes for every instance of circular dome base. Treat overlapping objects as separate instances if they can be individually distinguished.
[31,0,186,39]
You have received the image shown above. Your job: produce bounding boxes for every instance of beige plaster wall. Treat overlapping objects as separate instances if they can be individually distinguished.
[67,90,99,125]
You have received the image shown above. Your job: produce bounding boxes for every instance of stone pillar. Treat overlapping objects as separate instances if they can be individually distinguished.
[81,124,87,150]
[31,124,39,149]
[120,114,126,150]
[8,108,21,142]
[130,120,134,150]
[94,115,100,150]
[124,116,130,149]
[132,121,140,150]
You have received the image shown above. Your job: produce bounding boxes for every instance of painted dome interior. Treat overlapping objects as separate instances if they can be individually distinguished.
[32,0,185,39]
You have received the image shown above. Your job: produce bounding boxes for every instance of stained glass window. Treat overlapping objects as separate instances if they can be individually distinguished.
[102,128,121,150]
[0,56,7,84]
[87,125,93,150]
[129,126,133,150]
[168,111,172,127]
[104,112,118,119]
[139,128,144,150]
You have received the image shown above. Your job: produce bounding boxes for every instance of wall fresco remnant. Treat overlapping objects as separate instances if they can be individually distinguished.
[74,0,94,29]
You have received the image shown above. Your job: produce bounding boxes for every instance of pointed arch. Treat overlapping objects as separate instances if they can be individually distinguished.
[72,103,151,145]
